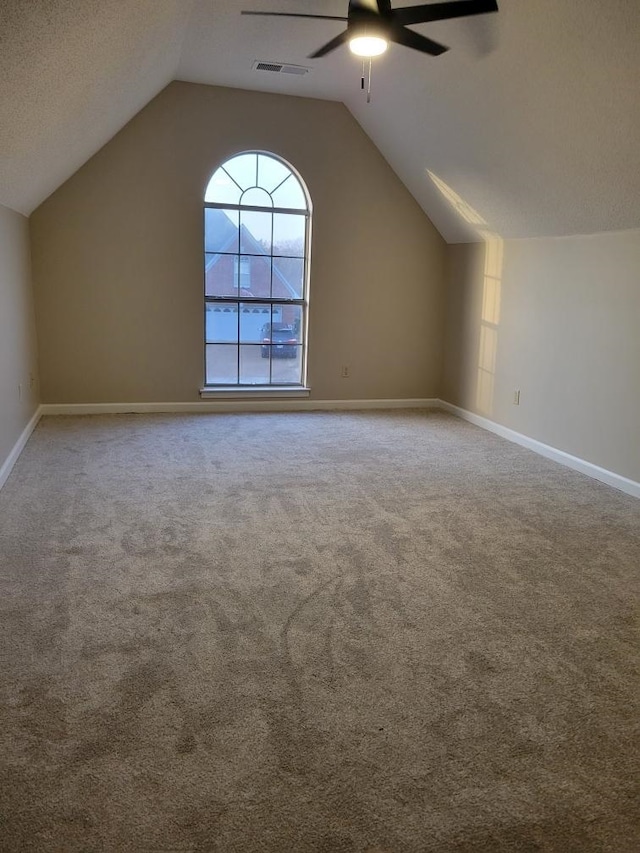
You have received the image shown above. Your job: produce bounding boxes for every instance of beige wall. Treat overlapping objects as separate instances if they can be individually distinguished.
[30,82,446,404]
[0,204,39,474]
[443,229,640,483]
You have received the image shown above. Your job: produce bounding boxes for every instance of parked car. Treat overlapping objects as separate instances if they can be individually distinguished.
[261,323,298,358]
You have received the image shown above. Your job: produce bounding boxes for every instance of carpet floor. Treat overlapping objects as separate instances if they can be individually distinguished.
[0,410,638,852]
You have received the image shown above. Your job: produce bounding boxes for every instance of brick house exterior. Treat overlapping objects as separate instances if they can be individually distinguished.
[205,208,302,342]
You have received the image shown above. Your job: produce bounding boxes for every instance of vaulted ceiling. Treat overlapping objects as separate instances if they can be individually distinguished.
[1,0,639,242]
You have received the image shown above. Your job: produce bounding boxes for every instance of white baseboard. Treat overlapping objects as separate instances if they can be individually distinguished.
[40,398,440,415]
[10,400,637,500]
[0,405,43,492]
[438,400,640,500]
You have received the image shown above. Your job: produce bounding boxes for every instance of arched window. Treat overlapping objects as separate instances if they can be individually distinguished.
[204,152,311,388]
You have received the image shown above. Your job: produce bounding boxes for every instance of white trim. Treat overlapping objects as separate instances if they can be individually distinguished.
[41,398,440,416]
[200,386,311,399]
[0,405,42,492]
[438,400,640,500]
[8,400,638,500]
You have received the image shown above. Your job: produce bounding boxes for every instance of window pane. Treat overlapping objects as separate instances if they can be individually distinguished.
[240,345,271,384]
[205,208,239,253]
[271,346,303,384]
[241,187,272,208]
[272,175,306,211]
[239,302,271,343]
[235,255,269,298]
[206,344,238,384]
[258,155,291,193]
[240,210,271,255]
[281,305,303,337]
[205,305,238,343]
[266,305,284,334]
[205,168,242,204]
[272,256,304,299]
[205,254,236,297]
[236,255,251,291]
[260,313,297,343]
[223,153,257,191]
[273,213,305,257]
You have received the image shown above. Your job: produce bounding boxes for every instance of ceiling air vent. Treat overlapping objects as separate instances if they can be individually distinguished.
[253,61,310,76]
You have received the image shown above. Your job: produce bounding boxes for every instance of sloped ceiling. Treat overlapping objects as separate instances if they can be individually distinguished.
[1,0,639,242]
[0,0,193,216]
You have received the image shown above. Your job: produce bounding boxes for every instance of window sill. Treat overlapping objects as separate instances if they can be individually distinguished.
[200,386,311,400]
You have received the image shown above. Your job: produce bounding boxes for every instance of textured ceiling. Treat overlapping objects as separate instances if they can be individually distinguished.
[1,0,639,241]
[0,0,193,215]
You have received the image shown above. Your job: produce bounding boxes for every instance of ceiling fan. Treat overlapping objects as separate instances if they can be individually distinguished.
[241,0,499,60]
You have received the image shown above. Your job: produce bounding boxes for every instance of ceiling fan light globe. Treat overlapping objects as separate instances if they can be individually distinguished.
[349,35,388,57]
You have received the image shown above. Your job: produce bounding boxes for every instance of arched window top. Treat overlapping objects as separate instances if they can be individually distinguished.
[205,152,309,212]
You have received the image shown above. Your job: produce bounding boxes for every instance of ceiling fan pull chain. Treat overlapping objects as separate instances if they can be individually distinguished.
[367,57,372,103]
[361,59,365,90]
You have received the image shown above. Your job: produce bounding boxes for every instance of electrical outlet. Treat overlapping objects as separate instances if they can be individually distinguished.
[341,365,349,378]
[513,389,520,406]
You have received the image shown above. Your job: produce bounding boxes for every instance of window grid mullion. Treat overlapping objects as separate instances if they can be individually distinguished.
[236,293,240,386]
[205,201,309,218]
[205,297,305,306]
[270,208,274,384]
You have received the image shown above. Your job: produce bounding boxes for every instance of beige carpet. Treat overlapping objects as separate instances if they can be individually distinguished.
[0,410,638,852]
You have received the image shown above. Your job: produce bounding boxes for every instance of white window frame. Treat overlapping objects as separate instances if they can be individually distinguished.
[202,151,311,394]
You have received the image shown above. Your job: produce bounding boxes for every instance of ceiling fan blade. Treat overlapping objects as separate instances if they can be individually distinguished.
[393,0,498,27]
[390,25,448,55]
[241,11,347,21]
[348,0,383,13]
[309,29,351,58]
